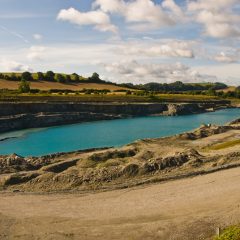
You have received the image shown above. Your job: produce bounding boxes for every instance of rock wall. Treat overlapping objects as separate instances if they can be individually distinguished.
[0,101,230,133]
[0,102,168,116]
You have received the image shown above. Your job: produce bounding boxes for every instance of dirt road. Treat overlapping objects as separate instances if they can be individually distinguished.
[0,167,240,240]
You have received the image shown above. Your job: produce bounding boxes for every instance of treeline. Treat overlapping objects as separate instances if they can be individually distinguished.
[0,71,108,84]
[124,87,240,99]
[119,81,228,92]
[204,87,240,99]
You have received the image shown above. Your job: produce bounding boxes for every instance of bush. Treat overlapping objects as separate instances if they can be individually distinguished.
[214,226,240,240]
[18,80,30,93]
[30,89,40,94]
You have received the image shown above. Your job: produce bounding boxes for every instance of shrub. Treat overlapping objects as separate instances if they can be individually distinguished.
[214,226,240,240]
[18,80,30,93]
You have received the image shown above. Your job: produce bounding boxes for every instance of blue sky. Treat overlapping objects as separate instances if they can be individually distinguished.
[0,0,240,85]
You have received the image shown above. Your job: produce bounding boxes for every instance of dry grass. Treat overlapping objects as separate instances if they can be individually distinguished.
[0,79,128,91]
[206,139,240,151]
[216,86,237,93]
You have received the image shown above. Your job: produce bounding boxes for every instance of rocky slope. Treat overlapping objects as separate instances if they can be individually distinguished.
[0,101,231,133]
[0,118,239,193]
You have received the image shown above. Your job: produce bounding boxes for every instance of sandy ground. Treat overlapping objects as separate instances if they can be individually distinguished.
[0,167,240,240]
[0,80,126,91]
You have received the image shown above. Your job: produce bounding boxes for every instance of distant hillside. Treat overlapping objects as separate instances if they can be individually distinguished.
[119,81,229,92]
[0,71,237,94]
[0,71,128,91]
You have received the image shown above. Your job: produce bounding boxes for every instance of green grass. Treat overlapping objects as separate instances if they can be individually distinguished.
[0,91,229,103]
[156,93,218,101]
[214,225,240,240]
[207,139,240,151]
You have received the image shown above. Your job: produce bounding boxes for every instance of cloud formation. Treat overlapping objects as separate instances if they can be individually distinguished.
[0,59,32,72]
[57,8,118,33]
[93,0,182,30]
[115,39,195,58]
[102,60,217,84]
[33,34,43,41]
[57,0,240,38]
[187,0,240,38]
[57,0,184,33]
[27,46,46,61]
[213,50,240,63]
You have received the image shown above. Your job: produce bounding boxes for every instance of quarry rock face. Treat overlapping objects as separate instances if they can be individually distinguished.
[0,101,230,133]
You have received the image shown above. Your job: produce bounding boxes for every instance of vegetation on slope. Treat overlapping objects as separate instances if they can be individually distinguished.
[207,139,240,151]
[214,225,240,240]
[0,71,240,102]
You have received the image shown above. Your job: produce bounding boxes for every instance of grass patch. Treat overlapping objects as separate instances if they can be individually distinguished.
[214,225,240,240]
[97,159,122,168]
[78,157,127,169]
[207,139,240,151]
[0,92,228,103]
[78,159,98,168]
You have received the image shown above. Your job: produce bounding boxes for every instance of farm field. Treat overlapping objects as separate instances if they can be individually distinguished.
[0,79,127,91]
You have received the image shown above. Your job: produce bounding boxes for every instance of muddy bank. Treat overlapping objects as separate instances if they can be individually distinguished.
[0,101,231,133]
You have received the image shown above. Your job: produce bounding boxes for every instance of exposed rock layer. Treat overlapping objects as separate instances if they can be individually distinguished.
[0,101,230,133]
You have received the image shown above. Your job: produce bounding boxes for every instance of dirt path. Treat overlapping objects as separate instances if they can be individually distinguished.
[0,167,240,240]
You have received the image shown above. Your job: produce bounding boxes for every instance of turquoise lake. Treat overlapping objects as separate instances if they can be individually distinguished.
[0,108,239,157]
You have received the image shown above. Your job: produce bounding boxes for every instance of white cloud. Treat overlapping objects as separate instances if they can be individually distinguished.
[33,34,43,41]
[187,0,240,38]
[92,0,123,13]
[0,59,32,72]
[93,0,182,31]
[101,60,217,84]
[1,40,238,85]
[188,0,238,12]
[193,63,240,85]
[27,46,46,61]
[115,39,195,58]
[57,8,118,34]
[213,51,239,63]
[162,0,185,20]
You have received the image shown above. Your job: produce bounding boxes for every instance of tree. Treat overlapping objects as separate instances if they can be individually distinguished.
[21,71,33,81]
[45,71,55,81]
[37,72,45,81]
[88,72,101,82]
[65,75,71,82]
[18,80,30,93]
[72,73,80,82]
[56,74,66,83]
[206,87,216,96]
[10,73,17,81]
